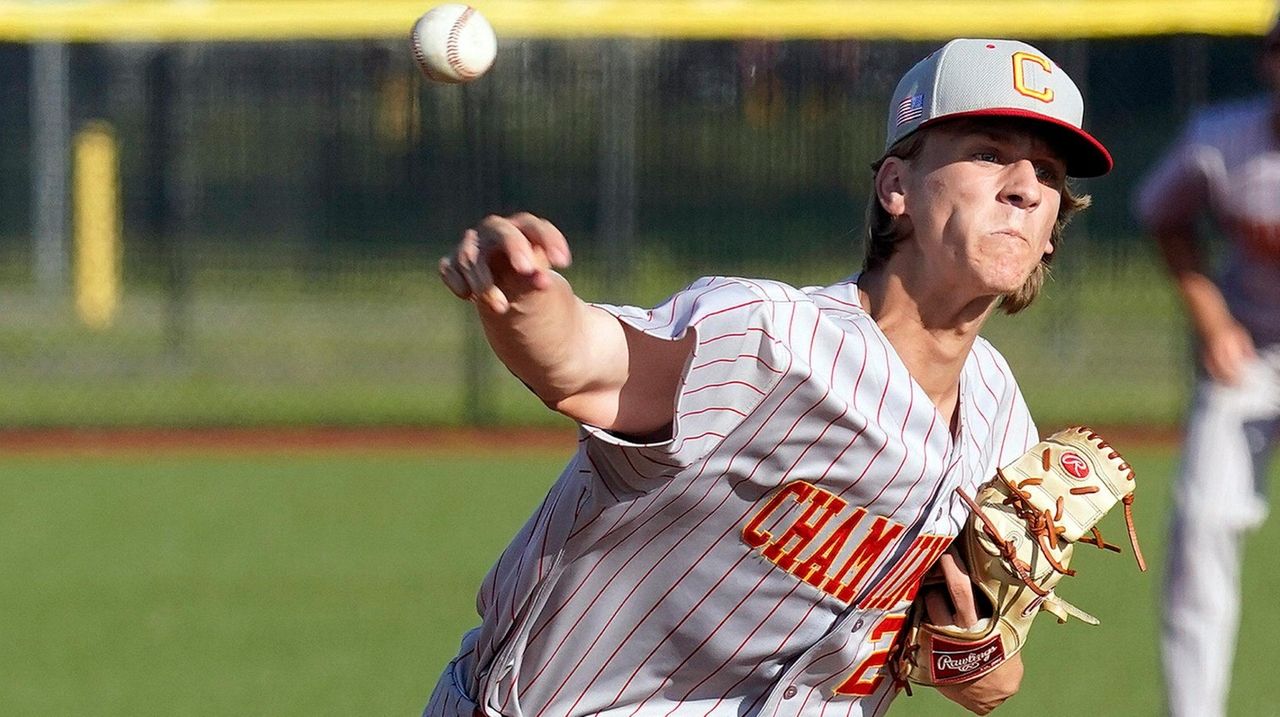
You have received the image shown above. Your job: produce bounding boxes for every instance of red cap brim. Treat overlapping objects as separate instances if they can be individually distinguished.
[919,108,1114,178]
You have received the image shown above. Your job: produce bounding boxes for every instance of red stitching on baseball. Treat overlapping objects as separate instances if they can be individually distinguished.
[446,6,479,80]
[411,32,436,80]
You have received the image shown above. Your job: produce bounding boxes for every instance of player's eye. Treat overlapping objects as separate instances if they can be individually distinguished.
[973,151,999,163]
[1034,162,1065,186]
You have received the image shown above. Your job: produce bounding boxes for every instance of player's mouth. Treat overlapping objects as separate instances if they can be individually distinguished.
[991,229,1030,245]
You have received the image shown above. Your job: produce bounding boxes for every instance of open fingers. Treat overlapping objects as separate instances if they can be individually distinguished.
[438,256,469,298]
[439,213,573,308]
[438,228,483,300]
[454,228,509,313]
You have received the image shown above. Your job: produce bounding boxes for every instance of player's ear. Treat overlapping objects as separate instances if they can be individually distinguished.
[875,157,909,218]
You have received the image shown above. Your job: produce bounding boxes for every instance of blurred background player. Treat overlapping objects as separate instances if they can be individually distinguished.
[1133,17,1280,717]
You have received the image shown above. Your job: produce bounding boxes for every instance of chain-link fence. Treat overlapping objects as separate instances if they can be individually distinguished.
[0,33,1262,427]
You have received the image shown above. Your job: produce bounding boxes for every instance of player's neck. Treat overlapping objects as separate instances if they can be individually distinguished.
[858,268,990,420]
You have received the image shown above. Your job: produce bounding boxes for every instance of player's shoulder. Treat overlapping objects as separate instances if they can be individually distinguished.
[686,275,815,306]
[800,276,865,310]
[1186,95,1271,142]
[660,276,817,337]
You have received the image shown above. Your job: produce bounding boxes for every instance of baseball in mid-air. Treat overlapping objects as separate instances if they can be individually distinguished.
[411,4,497,84]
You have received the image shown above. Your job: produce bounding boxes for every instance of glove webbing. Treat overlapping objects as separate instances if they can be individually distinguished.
[954,485,1050,597]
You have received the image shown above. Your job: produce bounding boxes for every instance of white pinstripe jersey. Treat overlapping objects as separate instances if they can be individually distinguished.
[426,275,1038,717]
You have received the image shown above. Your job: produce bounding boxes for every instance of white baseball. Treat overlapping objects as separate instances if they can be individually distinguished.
[410,4,497,84]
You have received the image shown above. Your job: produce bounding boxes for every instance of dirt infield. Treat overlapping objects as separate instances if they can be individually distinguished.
[0,424,1180,456]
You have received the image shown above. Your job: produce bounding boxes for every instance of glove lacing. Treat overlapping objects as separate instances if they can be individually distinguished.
[954,428,1148,599]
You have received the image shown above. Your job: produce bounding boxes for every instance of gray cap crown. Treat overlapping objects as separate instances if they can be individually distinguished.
[884,38,1111,177]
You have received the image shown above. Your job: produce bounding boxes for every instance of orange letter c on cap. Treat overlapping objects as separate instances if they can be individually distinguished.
[1012,51,1054,103]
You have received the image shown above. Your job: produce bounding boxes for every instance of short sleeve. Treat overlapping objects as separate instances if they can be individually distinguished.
[582,276,794,482]
[1133,117,1219,230]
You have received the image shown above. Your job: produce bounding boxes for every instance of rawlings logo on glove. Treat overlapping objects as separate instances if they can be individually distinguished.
[894,426,1147,688]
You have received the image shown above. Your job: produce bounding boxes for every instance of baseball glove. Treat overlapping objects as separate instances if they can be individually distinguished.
[893,426,1146,689]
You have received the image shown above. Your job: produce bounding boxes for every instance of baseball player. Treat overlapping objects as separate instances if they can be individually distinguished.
[1134,21,1280,717]
[429,38,1110,716]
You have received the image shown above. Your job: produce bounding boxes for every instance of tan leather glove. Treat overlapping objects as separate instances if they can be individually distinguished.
[894,426,1147,688]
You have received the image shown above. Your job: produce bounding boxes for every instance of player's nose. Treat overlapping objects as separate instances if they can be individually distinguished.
[998,159,1042,210]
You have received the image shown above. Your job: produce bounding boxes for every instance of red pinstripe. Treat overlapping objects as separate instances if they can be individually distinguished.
[684,298,768,329]
[896,447,966,547]
[699,607,812,715]
[632,448,683,470]
[675,581,811,714]
[478,480,555,659]
[551,316,822,708]
[690,353,785,375]
[785,623,863,716]
[976,341,1026,463]
[564,454,644,543]
[857,381,916,508]
[812,323,872,487]
[610,550,761,712]
[868,678,899,716]
[669,431,728,454]
[519,334,802,707]
[685,380,767,397]
[682,405,748,419]
[753,329,851,502]
[972,391,994,436]
[700,326,782,348]
[815,293,862,311]
[481,480,577,677]
[884,409,938,516]
[511,464,672,708]
[559,314,839,707]
[824,321,892,498]
[648,280,739,332]
[616,442,667,482]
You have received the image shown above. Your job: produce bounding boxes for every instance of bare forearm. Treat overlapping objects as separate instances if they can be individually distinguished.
[440,212,687,434]
[476,271,624,406]
[1152,227,1233,334]
[1151,225,1256,382]
[1172,272,1237,337]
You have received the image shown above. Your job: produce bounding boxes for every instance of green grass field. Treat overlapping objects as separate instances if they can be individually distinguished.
[2,445,1276,716]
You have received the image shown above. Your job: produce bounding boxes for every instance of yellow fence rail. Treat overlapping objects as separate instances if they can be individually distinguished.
[0,0,1275,42]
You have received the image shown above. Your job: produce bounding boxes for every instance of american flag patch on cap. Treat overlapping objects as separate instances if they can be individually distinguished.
[895,93,925,126]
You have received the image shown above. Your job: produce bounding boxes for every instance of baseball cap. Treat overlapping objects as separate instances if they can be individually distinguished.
[883,38,1113,177]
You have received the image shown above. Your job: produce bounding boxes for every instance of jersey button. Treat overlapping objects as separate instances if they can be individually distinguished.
[783,685,798,699]
[853,618,865,630]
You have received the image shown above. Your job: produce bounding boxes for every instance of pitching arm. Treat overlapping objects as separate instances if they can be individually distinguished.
[439,212,692,437]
